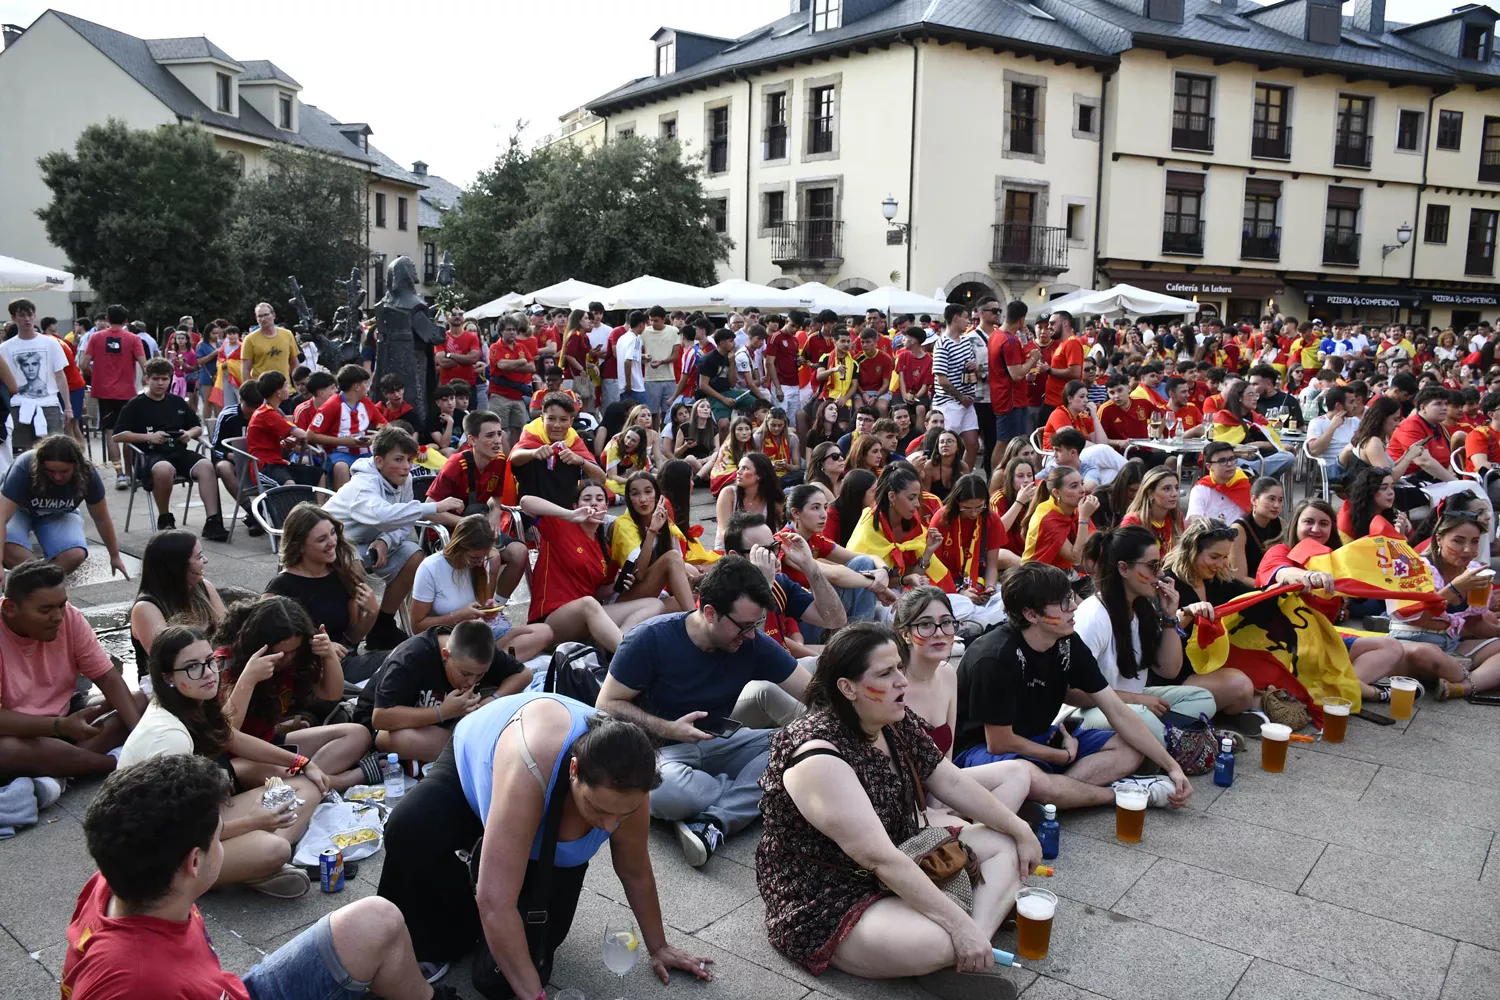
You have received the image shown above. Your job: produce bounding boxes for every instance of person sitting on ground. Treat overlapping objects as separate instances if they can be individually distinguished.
[602,424,653,499]
[410,514,554,660]
[783,483,894,642]
[714,450,786,552]
[846,463,948,590]
[118,625,326,898]
[1187,439,1254,524]
[265,503,390,683]
[0,433,128,577]
[112,356,231,540]
[1118,465,1184,556]
[606,470,700,610]
[1073,527,1219,747]
[756,405,802,485]
[596,555,811,867]
[359,620,530,764]
[65,754,459,1000]
[992,453,1038,560]
[954,561,1193,811]
[1230,476,1284,586]
[1021,465,1098,580]
[424,382,462,456]
[424,409,530,597]
[756,622,1042,979]
[129,529,226,678]
[917,428,966,500]
[509,391,606,508]
[308,363,388,490]
[722,511,847,660]
[219,596,379,792]
[247,370,324,486]
[930,472,1019,601]
[519,481,667,653]
[707,416,757,494]
[673,397,719,475]
[376,693,713,994]
[323,426,465,650]
[0,560,144,783]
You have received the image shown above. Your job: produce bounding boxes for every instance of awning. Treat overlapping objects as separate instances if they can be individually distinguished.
[1296,282,1421,308]
[1422,290,1500,307]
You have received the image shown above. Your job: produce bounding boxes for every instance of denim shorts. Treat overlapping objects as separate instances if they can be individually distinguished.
[955,723,1116,773]
[5,508,87,558]
[1389,626,1462,655]
[242,913,370,1000]
[325,449,363,471]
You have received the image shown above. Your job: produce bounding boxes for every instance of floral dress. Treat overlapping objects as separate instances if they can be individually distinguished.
[756,707,942,973]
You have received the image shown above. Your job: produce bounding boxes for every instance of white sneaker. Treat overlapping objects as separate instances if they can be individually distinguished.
[1111,775,1175,808]
[33,777,64,810]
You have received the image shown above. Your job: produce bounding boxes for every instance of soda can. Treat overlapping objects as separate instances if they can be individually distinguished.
[320,848,344,893]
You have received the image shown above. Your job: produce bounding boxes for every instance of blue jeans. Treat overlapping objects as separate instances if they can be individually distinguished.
[242,913,370,1000]
[1240,450,1294,478]
[799,554,880,644]
[650,725,773,834]
[5,508,87,559]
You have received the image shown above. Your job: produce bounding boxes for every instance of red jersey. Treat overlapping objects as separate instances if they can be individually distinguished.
[51,334,85,391]
[1044,335,1085,407]
[991,328,1031,414]
[854,350,894,392]
[378,399,414,425]
[764,330,800,386]
[1466,424,1500,472]
[600,326,626,379]
[1042,406,1096,449]
[440,329,480,385]
[894,349,932,397]
[1098,399,1149,440]
[293,396,322,430]
[488,339,538,400]
[561,329,590,377]
[801,333,832,389]
[1029,342,1052,407]
[1389,413,1451,470]
[781,531,836,589]
[931,509,1007,587]
[308,393,386,444]
[246,403,293,468]
[530,516,610,621]
[1167,403,1204,431]
[428,448,508,507]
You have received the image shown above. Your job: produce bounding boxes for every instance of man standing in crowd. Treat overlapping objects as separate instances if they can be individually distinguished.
[434,307,481,406]
[3,298,74,452]
[641,306,680,419]
[242,302,299,383]
[77,304,148,490]
[486,314,538,446]
[616,310,647,408]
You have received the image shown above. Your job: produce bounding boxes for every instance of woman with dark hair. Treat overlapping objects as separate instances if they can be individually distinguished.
[755,623,1040,979]
[825,468,876,547]
[847,464,945,591]
[806,399,843,451]
[919,428,967,501]
[219,595,378,791]
[806,441,846,498]
[1074,527,1218,746]
[607,470,699,609]
[930,472,1017,599]
[378,693,713,989]
[1343,396,1422,479]
[592,401,629,462]
[1230,476,1284,586]
[672,398,719,476]
[847,434,885,476]
[658,458,720,566]
[130,529,226,676]
[1211,380,1293,478]
[990,454,1036,558]
[707,416,757,494]
[601,424,652,499]
[0,432,126,577]
[1157,519,1258,714]
[756,406,802,484]
[1338,467,1411,542]
[1091,458,1143,530]
[714,450,785,551]
[118,625,326,898]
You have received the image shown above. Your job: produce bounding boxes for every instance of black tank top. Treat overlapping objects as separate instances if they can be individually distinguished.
[1234,515,1282,581]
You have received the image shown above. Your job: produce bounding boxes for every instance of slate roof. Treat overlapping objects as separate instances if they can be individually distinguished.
[143,35,240,67]
[417,171,463,230]
[238,59,301,88]
[44,10,419,187]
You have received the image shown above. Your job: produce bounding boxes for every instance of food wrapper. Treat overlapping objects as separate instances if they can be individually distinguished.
[344,785,387,803]
[331,827,380,850]
[261,776,306,811]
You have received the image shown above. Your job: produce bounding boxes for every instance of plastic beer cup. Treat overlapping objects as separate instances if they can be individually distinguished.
[1014,888,1057,961]
[1260,722,1291,772]
[1114,785,1149,842]
[1322,697,1351,743]
[1388,676,1419,720]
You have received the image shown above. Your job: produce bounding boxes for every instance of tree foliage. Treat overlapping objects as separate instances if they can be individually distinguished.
[229,144,366,321]
[36,118,242,324]
[445,131,732,300]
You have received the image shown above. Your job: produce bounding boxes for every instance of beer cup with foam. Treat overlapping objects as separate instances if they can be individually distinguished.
[1388,676,1418,720]
[1321,697,1351,743]
[1260,722,1291,772]
[1114,784,1148,843]
[1015,887,1057,961]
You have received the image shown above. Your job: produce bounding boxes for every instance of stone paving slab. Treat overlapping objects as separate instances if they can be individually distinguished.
[1439,942,1500,1000]
[0,809,98,952]
[583,824,762,934]
[1115,859,1455,1000]
[1015,978,1110,1000]
[0,932,62,1000]
[1226,959,1384,1000]
[1358,765,1500,833]
[1019,822,1154,910]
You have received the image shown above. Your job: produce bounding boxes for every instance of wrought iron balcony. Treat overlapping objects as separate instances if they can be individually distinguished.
[1241,223,1282,261]
[1161,227,1204,256]
[1171,112,1215,152]
[1251,121,1292,160]
[1466,239,1497,277]
[1333,132,1373,168]
[770,220,843,268]
[990,224,1069,274]
[1323,227,1361,265]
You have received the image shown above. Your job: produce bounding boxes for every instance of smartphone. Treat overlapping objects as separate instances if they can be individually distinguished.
[92,709,118,726]
[693,715,744,739]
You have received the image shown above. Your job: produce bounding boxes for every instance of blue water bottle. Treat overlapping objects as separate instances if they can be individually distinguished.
[1037,803,1060,860]
[1213,737,1235,787]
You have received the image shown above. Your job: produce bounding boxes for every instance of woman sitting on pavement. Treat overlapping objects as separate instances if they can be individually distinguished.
[119,624,327,898]
[714,450,786,552]
[410,514,554,660]
[707,416,757,494]
[1074,526,1218,746]
[755,622,1042,979]
[1118,465,1183,555]
[929,472,1018,600]
[1157,519,1258,715]
[989,454,1036,560]
[607,470,700,610]
[1021,466,1098,582]
[918,428,968,502]
[130,529,226,679]
[264,504,389,684]
[1338,466,1413,542]
[846,464,945,591]
[1230,476,1284,586]
[806,440,846,499]
[824,468,875,547]
[378,692,714,991]
[601,424,652,500]
[0,433,128,577]
[658,459,721,567]
[219,595,380,791]
[1340,396,1427,511]
[672,398,719,478]
[848,433,886,476]
[519,481,666,654]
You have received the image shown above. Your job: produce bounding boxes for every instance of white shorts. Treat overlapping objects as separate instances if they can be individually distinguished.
[937,398,980,434]
[778,384,805,414]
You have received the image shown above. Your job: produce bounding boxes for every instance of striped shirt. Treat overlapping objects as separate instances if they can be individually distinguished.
[932,334,978,406]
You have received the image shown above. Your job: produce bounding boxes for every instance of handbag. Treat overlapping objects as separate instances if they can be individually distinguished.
[1161,711,1227,776]
[887,729,983,911]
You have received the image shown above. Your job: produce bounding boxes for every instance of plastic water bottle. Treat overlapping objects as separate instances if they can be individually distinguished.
[1038,803,1060,860]
[382,752,405,801]
[1213,737,1235,788]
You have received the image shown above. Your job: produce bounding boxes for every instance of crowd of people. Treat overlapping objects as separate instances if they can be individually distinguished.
[1,291,1498,999]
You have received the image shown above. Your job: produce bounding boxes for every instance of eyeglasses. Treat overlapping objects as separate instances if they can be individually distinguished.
[171,659,218,680]
[909,618,959,638]
[958,503,988,516]
[1209,457,1238,467]
[1044,598,1080,614]
[723,612,767,638]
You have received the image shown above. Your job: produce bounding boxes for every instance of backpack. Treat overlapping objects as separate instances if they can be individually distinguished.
[543,642,609,704]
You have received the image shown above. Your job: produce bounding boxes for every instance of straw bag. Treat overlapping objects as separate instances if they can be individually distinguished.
[1262,687,1311,731]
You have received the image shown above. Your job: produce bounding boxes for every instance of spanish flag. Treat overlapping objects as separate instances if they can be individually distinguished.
[501,416,596,505]
[1211,408,1283,450]
[1193,468,1252,513]
[1294,535,1446,621]
[1130,385,1164,411]
[847,508,954,592]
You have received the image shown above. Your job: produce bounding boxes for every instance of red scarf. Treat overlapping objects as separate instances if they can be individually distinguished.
[1195,468,1251,512]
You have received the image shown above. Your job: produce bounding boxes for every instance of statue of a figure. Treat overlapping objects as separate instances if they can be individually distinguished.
[310,267,366,371]
[374,255,443,421]
[286,276,314,339]
[436,251,455,287]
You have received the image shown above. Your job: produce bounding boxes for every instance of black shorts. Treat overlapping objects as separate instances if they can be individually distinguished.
[262,463,324,487]
[96,397,128,430]
[137,450,201,484]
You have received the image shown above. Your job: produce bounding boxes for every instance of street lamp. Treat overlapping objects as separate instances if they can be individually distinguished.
[882,193,909,244]
[1381,222,1413,260]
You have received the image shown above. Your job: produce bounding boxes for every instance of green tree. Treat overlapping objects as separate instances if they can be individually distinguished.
[441,129,539,305]
[36,118,243,325]
[229,144,366,321]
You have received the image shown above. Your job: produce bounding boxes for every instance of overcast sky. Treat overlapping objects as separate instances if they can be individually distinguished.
[0,0,1463,189]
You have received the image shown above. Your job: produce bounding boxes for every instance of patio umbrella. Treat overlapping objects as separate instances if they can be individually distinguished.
[783,282,867,313]
[524,278,610,308]
[698,279,812,311]
[570,275,710,311]
[1034,283,1200,319]
[465,292,523,320]
[0,255,74,293]
[855,285,950,316]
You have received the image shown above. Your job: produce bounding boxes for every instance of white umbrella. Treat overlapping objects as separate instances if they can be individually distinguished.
[1034,283,1200,319]
[570,275,709,311]
[525,278,609,308]
[0,255,74,293]
[783,282,867,313]
[698,279,811,311]
[465,292,523,320]
[855,285,950,316]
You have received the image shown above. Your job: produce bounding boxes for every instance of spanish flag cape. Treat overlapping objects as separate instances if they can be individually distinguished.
[1211,408,1283,449]
[207,344,242,407]
[847,507,954,592]
[1185,535,1446,725]
[1022,496,1076,567]
[1193,468,1252,513]
[500,416,596,505]
[1130,385,1165,412]
[607,511,689,571]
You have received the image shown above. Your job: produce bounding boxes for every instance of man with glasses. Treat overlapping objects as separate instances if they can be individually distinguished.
[1187,440,1253,523]
[242,301,299,383]
[356,620,529,765]
[597,555,812,867]
[0,560,144,786]
[723,511,846,655]
[954,562,1192,811]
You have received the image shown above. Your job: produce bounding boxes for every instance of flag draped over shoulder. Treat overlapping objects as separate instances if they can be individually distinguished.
[1293,535,1446,620]
[1211,409,1283,449]
[847,508,954,592]
[501,417,595,504]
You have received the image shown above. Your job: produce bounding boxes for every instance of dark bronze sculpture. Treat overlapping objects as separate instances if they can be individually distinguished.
[374,255,443,420]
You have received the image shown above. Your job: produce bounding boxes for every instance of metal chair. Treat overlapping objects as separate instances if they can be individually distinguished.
[220,436,281,542]
[121,439,206,532]
[410,467,437,502]
[1452,450,1484,485]
[251,485,336,554]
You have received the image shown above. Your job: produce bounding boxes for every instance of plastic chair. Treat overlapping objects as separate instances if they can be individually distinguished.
[251,485,336,554]
[1028,426,1054,465]
[220,436,281,542]
[121,440,206,532]
[410,467,437,503]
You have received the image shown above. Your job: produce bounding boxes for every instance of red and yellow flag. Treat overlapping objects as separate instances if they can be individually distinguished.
[847,508,954,592]
[1293,535,1446,620]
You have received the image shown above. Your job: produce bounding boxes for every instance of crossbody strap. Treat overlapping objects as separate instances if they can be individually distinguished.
[522,750,575,966]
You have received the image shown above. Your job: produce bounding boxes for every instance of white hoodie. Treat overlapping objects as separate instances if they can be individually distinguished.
[321,457,437,550]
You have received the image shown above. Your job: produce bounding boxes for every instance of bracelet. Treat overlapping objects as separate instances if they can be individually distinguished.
[1174,623,1191,640]
[53,716,61,737]
[436,704,445,724]
[286,754,310,776]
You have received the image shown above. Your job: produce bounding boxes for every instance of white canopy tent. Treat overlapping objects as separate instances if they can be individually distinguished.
[0,255,74,293]
[568,275,709,311]
[698,279,813,311]
[465,292,523,320]
[1032,283,1200,320]
[525,278,609,308]
[856,285,950,316]
[783,282,867,313]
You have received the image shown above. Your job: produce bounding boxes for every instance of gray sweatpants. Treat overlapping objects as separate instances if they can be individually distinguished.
[649,726,773,834]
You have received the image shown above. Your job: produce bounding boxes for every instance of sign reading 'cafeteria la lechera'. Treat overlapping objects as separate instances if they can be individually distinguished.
[1164,281,1237,295]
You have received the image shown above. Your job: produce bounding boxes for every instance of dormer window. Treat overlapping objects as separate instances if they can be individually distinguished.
[216,72,231,113]
[1463,24,1492,61]
[278,93,292,129]
[812,0,842,32]
[656,39,675,76]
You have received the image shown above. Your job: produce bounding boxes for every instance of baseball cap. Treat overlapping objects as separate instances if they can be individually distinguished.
[529,305,546,315]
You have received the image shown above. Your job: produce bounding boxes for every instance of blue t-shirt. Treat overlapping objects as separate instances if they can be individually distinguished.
[608,612,796,725]
[2,451,104,519]
[195,341,218,381]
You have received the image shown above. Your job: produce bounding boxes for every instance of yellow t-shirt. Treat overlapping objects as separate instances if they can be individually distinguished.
[822,352,857,399]
[241,326,298,381]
